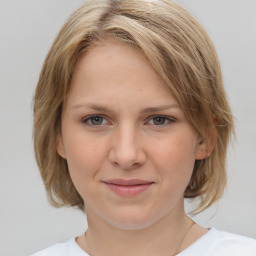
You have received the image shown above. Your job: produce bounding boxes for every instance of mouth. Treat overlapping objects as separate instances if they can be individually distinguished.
[102,179,155,196]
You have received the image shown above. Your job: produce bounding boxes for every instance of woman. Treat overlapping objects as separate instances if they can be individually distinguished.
[32,0,256,255]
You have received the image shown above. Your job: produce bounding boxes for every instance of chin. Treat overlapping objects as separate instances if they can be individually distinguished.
[109,220,155,231]
[103,210,165,231]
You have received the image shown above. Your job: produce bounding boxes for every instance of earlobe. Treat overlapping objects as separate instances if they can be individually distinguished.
[56,134,67,159]
[195,126,217,160]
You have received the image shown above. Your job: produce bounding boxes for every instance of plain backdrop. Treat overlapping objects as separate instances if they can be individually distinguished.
[0,0,255,255]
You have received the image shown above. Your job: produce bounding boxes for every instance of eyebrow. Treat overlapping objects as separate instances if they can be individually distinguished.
[71,103,180,113]
[141,104,180,113]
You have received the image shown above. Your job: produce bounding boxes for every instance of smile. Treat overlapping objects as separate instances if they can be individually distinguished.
[102,179,155,196]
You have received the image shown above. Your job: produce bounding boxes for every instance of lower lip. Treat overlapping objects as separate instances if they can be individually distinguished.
[104,183,153,196]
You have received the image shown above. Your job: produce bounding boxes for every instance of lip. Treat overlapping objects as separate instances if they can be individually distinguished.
[102,179,154,196]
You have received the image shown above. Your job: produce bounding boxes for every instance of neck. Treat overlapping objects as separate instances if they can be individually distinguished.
[78,200,194,256]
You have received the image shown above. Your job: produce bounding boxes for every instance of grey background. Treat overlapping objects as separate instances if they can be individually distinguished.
[0,0,255,255]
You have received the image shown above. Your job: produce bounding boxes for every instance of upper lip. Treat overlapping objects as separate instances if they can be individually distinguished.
[102,179,154,186]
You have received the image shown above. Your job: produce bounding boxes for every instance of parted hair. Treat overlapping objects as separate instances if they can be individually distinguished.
[34,0,234,213]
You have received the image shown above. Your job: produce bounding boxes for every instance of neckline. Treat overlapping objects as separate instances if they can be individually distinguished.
[175,228,215,255]
[72,228,215,256]
[70,237,90,255]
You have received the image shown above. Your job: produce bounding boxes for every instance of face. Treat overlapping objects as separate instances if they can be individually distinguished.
[57,42,210,230]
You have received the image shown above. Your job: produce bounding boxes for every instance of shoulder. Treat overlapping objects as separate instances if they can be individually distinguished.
[181,228,256,256]
[30,237,89,256]
[209,228,256,250]
[30,239,71,256]
[30,243,67,256]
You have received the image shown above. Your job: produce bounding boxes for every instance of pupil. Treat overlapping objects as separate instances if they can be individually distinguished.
[153,117,165,125]
[91,116,103,125]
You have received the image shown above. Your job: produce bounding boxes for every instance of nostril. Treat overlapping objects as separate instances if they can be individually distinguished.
[108,136,147,170]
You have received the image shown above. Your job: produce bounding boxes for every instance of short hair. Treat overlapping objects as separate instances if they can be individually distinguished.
[34,0,234,213]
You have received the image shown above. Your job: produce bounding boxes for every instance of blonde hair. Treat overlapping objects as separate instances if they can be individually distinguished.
[34,0,234,213]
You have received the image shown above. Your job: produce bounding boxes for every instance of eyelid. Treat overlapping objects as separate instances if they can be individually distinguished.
[81,114,176,127]
[146,115,176,126]
[81,114,110,126]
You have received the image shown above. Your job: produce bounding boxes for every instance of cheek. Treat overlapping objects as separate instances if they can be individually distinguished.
[150,134,196,184]
[64,133,108,182]
[64,135,110,203]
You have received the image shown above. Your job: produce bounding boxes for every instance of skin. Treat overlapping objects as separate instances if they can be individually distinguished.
[57,42,215,256]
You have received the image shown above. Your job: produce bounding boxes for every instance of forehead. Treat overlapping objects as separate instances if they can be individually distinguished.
[67,42,176,107]
[73,42,157,85]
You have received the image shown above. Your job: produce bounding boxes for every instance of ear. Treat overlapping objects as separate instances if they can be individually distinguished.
[195,126,217,160]
[56,133,67,159]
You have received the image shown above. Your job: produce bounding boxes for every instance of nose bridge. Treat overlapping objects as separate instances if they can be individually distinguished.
[109,122,145,169]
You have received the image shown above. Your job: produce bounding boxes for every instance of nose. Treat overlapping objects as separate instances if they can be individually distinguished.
[108,124,146,170]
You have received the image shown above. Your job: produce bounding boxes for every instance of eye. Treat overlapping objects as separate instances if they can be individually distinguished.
[82,115,108,126]
[148,116,175,126]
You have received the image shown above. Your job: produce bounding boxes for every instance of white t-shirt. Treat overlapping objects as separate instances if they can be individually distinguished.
[31,228,256,256]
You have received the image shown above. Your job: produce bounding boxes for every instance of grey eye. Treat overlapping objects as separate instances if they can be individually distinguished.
[90,116,104,125]
[152,116,167,125]
[83,115,107,126]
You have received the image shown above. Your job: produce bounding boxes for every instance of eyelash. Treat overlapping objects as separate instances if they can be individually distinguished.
[147,115,175,126]
[82,115,109,127]
[81,115,176,127]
